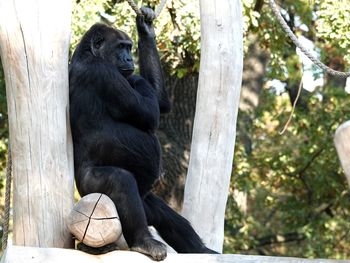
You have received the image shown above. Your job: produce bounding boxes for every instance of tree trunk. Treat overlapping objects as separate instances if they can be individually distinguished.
[0,0,73,248]
[182,0,243,252]
[154,74,198,212]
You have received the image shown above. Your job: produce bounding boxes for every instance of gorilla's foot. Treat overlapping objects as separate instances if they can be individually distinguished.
[131,237,167,261]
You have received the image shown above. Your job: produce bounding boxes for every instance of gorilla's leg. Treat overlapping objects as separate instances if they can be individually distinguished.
[143,193,218,254]
[77,166,167,261]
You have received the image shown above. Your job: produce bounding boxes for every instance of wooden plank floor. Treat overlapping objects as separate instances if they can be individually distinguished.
[1,245,350,263]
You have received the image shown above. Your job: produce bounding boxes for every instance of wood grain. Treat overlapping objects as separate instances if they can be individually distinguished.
[0,0,73,248]
[182,0,244,252]
[68,193,122,247]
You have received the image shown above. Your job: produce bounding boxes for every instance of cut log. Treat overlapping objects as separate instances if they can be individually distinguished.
[67,193,122,247]
[334,120,350,186]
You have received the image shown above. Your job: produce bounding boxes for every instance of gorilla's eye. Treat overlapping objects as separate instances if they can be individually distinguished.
[117,43,125,49]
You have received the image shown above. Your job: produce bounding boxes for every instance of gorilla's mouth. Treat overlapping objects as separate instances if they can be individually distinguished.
[120,68,134,76]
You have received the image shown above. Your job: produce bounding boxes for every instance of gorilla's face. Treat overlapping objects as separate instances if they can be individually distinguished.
[90,25,134,77]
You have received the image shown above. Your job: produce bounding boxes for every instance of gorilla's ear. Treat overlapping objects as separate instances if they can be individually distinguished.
[91,32,105,55]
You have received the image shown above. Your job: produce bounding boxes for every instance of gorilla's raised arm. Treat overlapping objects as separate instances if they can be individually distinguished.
[136,7,171,113]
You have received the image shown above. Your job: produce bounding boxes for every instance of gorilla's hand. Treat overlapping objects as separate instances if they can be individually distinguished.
[136,7,156,38]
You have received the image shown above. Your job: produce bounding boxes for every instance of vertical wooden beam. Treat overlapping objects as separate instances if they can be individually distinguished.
[334,121,350,187]
[0,0,73,248]
[182,0,243,252]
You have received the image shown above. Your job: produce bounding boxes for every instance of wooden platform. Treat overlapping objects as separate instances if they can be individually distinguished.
[1,245,350,263]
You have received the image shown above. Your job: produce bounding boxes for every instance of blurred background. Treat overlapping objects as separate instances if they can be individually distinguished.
[1,0,350,259]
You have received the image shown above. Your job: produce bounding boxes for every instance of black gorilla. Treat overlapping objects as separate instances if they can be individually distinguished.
[69,7,216,261]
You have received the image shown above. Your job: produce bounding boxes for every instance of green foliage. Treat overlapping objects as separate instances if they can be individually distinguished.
[316,0,350,64]
[160,0,200,75]
[227,85,350,258]
[224,0,350,258]
[258,0,314,79]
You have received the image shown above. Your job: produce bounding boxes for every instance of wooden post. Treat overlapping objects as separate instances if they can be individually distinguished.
[334,121,350,186]
[182,0,243,252]
[0,0,73,248]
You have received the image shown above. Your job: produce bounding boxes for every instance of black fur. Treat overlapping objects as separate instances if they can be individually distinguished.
[69,8,216,260]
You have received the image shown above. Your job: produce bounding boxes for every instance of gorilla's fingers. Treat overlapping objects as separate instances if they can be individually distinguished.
[140,6,156,22]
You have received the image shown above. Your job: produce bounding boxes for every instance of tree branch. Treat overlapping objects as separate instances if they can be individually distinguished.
[287,147,325,178]
[257,232,306,247]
